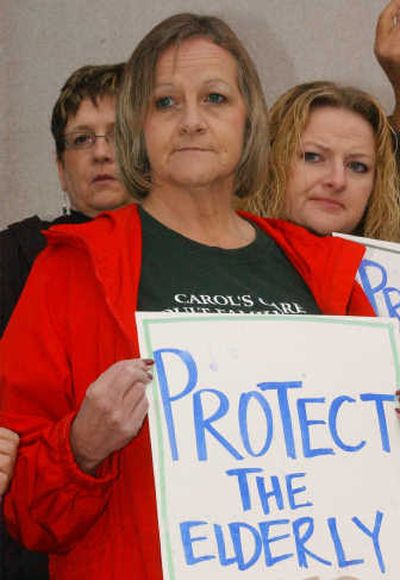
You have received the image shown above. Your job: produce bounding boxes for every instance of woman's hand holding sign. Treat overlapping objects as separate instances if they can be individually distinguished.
[0,427,19,495]
[70,359,153,474]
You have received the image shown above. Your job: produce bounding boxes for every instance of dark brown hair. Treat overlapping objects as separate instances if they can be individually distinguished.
[51,63,125,159]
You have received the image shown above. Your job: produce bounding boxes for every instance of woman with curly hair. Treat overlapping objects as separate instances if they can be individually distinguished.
[245,81,400,241]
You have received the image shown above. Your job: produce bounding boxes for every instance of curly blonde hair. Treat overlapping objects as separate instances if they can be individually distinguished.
[244,81,400,242]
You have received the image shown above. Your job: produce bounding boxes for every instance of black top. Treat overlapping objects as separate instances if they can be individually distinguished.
[137,207,320,315]
[0,210,88,337]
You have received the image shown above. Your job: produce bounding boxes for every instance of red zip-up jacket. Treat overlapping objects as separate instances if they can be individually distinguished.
[0,205,373,579]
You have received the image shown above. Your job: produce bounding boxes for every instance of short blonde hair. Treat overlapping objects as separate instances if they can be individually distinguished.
[245,81,400,242]
[116,13,269,201]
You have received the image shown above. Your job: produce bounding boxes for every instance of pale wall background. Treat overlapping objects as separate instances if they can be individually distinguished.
[0,0,392,228]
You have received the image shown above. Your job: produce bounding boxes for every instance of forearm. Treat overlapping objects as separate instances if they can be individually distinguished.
[3,413,118,552]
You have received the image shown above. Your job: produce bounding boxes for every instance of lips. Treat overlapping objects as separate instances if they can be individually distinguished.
[174,145,213,153]
[309,197,345,210]
[92,174,116,184]
[176,148,210,152]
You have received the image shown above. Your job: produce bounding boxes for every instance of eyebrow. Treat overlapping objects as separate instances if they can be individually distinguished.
[301,140,375,160]
[153,78,233,90]
[66,122,115,132]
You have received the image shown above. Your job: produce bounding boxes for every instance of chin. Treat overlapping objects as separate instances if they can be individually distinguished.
[296,219,337,237]
[298,212,354,237]
[169,163,228,187]
[92,193,131,212]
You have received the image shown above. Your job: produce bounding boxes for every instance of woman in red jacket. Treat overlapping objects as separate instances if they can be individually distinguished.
[0,61,133,580]
[0,13,374,580]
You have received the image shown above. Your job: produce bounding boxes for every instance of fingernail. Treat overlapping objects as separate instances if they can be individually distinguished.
[146,371,153,380]
[144,359,154,366]
[395,407,400,416]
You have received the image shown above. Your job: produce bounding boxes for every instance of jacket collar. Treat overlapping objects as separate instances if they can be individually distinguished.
[241,211,367,314]
[45,204,142,341]
[44,204,367,333]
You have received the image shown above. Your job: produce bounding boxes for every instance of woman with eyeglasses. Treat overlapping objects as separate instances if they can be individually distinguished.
[0,63,131,338]
[0,62,131,580]
[0,13,375,580]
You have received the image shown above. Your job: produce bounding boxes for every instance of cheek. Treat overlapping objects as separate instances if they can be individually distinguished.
[220,106,246,149]
[63,162,90,200]
[231,115,247,151]
[65,158,85,181]
[61,168,77,192]
[144,123,167,165]
[143,120,156,156]
[58,156,77,190]
[353,178,374,214]
[228,137,245,165]
[285,165,306,210]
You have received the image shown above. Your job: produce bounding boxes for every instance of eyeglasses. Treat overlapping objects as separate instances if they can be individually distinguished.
[64,128,115,150]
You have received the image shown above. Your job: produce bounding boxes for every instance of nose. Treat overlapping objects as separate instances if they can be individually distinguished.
[92,134,114,162]
[179,101,207,135]
[324,160,347,192]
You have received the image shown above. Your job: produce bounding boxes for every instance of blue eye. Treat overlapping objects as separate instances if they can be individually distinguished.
[303,151,321,163]
[155,96,174,109]
[206,93,226,104]
[348,161,369,174]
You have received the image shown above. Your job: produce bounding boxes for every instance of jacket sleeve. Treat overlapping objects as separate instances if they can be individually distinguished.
[0,246,119,553]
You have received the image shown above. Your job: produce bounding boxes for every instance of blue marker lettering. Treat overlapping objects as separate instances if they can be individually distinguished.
[214,524,237,566]
[239,391,273,457]
[257,381,303,459]
[225,467,263,511]
[256,475,284,515]
[297,398,334,458]
[193,388,243,461]
[358,259,386,314]
[293,517,332,568]
[353,511,385,573]
[328,517,363,568]
[258,519,292,566]
[285,473,313,510]
[383,287,400,319]
[229,522,262,571]
[180,521,214,565]
[329,396,366,453]
[360,393,395,452]
[154,348,198,460]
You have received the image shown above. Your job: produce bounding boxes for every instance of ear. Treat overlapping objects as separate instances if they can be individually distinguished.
[57,157,67,191]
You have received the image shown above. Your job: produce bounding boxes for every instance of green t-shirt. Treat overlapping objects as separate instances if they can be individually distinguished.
[137,208,320,315]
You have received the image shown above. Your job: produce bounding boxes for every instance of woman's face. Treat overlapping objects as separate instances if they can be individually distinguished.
[284,107,376,236]
[57,96,131,217]
[143,37,247,194]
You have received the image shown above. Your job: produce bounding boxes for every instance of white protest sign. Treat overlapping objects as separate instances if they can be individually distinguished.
[136,313,400,580]
[334,233,400,320]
